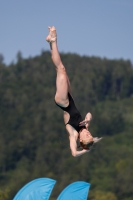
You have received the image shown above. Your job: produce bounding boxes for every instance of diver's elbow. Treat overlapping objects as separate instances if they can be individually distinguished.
[71,151,77,157]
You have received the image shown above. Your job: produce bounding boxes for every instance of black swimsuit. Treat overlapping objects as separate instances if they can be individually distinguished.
[55,93,85,133]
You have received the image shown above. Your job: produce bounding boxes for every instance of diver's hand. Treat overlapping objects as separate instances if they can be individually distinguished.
[79,120,90,127]
[79,113,92,128]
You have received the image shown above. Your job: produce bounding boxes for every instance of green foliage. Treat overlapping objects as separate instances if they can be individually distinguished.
[89,190,118,200]
[0,51,133,199]
[0,189,9,200]
[0,54,4,64]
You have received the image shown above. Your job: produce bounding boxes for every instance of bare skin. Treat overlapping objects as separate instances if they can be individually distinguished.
[46,26,93,157]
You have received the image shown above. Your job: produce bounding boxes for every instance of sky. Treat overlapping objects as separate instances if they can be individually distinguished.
[0,0,133,65]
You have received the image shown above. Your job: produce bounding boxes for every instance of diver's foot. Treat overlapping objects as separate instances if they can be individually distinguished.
[46,26,57,43]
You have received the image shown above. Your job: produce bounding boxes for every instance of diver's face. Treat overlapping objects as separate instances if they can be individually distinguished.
[80,129,93,143]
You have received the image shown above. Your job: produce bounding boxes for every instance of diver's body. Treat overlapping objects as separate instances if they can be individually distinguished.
[46,26,102,157]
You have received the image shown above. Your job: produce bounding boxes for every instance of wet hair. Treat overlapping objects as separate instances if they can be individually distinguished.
[80,137,103,150]
[80,141,94,150]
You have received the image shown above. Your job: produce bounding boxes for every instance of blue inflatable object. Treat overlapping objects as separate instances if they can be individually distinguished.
[57,181,91,200]
[13,178,56,200]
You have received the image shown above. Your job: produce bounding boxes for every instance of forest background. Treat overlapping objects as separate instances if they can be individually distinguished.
[0,51,133,200]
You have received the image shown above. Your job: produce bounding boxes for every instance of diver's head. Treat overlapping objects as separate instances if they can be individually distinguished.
[79,128,102,150]
[79,128,94,150]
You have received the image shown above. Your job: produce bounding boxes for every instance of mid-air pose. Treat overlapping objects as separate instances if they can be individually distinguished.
[46,26,102,157]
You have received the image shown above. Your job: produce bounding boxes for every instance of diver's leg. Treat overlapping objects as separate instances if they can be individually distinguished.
[46,26,71,106]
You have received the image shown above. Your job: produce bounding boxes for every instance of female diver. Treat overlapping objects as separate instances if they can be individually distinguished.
[46,26,102,157]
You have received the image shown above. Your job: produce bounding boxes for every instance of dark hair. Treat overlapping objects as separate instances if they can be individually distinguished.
[80,141,94,150]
